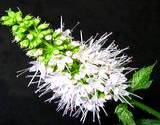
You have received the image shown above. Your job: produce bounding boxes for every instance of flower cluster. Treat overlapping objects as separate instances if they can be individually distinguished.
[1,9,136,123]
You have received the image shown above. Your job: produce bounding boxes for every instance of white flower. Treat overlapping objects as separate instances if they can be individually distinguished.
[66,51,72,56]
[19,27,138,123]
[48,55,73,72]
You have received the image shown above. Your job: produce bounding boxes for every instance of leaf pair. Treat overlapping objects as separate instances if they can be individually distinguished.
[115,63,155,125]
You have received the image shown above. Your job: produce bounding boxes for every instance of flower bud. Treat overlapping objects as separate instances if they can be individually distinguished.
[29,39,42,48]
[64,56,73,64]
[38,23,49,30]
[26,48,43,57]
[66,51,72,56]
[38,33,44,39]
[71,41,80,47]
[57,46,64,50]
[34,18,41,26]
[52,31,61,39]
[45,35,52,41]
[16,11,22,18]
[16,11,22,22]
[27,34,33,40]
[18,27,26,33]
[20,40,29,48]
[19,22,25,27]
[55,40,63,45]
[1,16,9,21]
[3,19,14,26]
[7,9,16,18]
[12,25,19,32]
[24,15,33,20]
[41,29,52,35]
[15,34,24,42]
[53,49,60,55]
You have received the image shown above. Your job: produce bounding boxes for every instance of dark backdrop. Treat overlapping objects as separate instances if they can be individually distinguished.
[0,0,160,125]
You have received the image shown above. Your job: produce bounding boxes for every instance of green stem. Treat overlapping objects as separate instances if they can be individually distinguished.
[131,100,160,119]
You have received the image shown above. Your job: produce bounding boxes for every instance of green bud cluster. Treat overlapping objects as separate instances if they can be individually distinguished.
[0,8,83,81]
[0,9,80,69]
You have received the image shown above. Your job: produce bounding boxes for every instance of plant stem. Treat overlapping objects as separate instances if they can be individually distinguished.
[131,100,160,119]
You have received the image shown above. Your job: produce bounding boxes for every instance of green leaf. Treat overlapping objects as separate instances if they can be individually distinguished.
[115,104,136,125]
[130,63,155,91]
[136,119,160,125]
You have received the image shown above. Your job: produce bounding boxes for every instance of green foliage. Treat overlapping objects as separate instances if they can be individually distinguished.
[130,64,155,91]
[136,119,160,125]
[115,104,136,125]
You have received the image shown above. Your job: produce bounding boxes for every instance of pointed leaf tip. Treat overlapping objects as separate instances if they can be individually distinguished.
[130,63,155,91]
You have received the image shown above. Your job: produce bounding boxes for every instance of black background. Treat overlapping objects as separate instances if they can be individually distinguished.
[0,0,160,125]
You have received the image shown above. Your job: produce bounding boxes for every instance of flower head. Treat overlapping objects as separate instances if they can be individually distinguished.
[27,31,134,123]
[1,9,137,124]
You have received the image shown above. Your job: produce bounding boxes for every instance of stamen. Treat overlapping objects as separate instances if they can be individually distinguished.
[71,21,80,32]
[28,70,38,87]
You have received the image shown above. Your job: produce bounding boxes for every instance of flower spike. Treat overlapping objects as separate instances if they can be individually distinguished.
[2,9,151,124]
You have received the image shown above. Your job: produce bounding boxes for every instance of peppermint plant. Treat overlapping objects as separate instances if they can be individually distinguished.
[1,9,160,125]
